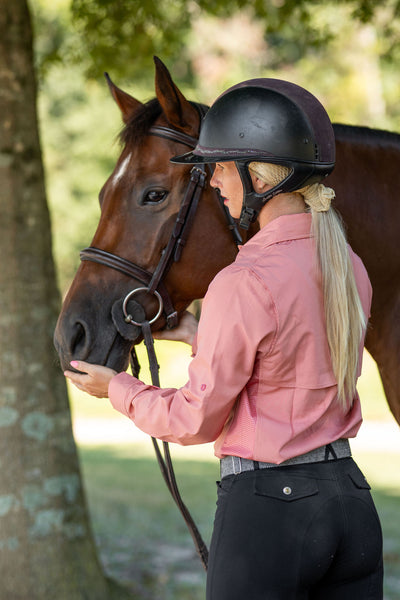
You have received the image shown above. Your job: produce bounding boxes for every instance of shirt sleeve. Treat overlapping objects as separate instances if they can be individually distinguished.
[108,265,277,445]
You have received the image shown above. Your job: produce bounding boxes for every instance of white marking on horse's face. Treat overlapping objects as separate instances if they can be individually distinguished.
[113,153,131,186]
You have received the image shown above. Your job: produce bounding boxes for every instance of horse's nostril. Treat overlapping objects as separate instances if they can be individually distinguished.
[70,321,89,356]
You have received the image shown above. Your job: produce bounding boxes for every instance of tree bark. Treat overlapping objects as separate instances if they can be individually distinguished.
[0,1,129,597]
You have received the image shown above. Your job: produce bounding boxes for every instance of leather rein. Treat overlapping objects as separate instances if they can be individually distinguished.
[79,104,242,571]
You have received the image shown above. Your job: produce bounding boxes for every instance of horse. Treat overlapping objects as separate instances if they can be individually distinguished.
[54,56,400,431]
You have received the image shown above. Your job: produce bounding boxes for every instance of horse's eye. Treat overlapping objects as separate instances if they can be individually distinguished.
[142,189,169,205]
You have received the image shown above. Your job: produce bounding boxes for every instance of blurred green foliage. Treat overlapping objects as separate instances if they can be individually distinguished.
[33,0,400,84]
[39,69,115,289]
[32,0,400,293]
[70,0,193,84]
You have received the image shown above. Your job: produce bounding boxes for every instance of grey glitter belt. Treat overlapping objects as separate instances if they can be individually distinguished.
[220,439,351,479]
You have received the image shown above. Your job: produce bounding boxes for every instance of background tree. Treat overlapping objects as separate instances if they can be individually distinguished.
[0,1,134,597]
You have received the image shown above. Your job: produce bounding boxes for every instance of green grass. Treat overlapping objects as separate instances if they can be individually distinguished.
[79,444,216,599]
[353,450,400,600]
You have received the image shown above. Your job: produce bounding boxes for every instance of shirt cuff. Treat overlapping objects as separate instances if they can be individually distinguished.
[108,371,143,416]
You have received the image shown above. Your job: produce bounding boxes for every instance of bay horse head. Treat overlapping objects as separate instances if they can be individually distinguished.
[54,57,244,373]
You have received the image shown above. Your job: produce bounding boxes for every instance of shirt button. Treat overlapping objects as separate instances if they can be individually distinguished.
[283,486,292,495]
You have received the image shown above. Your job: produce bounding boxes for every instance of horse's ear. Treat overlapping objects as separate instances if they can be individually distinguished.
[105,73,143,124]
[154,56,199,135]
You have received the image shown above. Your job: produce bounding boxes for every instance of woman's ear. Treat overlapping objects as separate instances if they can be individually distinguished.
[252,176,271,194]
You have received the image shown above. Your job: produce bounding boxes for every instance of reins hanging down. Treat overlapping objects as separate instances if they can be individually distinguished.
[140,320,209,570]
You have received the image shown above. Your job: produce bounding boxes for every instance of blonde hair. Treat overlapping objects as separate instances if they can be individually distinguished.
[249,162,367,410]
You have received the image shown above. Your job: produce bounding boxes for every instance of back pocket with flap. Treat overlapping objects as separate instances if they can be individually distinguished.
[254,473,319,502]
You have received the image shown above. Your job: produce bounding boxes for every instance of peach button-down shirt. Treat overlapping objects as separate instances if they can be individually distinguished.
[109,213,372,464]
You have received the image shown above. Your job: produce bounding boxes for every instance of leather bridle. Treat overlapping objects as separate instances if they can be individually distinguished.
[80,105,242,332]
[79,103,242,570]
[80,147,206,331]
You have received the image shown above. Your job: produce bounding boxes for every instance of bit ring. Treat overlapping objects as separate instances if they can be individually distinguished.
[122,287,163,326]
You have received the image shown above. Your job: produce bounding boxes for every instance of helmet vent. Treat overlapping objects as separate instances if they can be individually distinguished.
[314,144,320,160]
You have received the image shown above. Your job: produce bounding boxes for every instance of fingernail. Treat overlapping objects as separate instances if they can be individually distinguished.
[70,361,79,368]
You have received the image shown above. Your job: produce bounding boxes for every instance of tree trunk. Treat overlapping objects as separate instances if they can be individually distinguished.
[0,1,131,597]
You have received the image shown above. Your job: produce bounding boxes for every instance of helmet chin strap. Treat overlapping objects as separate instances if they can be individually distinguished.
[235,162,289,229]
[235,161,321,230]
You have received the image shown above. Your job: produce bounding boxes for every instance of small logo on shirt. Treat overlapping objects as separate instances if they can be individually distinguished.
[200,384,207,391]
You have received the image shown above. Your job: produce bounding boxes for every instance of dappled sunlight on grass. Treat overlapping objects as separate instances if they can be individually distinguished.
[79,446,215,599]
[107,439,216,463]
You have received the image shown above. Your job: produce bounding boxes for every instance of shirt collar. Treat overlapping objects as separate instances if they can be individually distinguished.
[239,212,313,253]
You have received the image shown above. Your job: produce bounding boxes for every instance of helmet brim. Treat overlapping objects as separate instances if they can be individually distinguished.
[170,151,209,164]
[170,148,278,165]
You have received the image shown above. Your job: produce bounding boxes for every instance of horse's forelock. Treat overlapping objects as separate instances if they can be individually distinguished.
[120,98,163,147]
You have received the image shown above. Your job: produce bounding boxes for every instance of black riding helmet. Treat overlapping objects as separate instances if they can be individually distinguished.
[171,78,335,229]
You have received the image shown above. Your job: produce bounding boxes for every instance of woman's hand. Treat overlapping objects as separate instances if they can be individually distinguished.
[64,361,117,398]
[152,310,198,345]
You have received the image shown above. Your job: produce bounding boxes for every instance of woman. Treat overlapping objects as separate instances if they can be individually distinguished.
[65,79,383,599]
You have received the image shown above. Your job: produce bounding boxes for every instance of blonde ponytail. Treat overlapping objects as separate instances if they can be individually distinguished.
[310,209,366,409]
[249,162,367,410]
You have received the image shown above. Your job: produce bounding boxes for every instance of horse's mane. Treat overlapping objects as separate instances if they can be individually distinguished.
[120,98,162,146]
[119,98,209,148]
[333,122,400,148]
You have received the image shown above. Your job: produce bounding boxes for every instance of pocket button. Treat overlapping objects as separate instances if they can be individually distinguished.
[283,486,292,496]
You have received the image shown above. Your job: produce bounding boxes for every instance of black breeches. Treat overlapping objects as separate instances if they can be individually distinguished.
[206,458,383,600]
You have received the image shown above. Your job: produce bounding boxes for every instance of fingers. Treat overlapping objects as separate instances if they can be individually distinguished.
[152,329,183,341]
[64,361,117,398]
[69,360,91,373]
[152,311,198,345]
